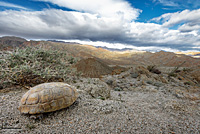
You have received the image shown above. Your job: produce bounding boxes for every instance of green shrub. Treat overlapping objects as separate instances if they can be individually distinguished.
[0,46,79,88]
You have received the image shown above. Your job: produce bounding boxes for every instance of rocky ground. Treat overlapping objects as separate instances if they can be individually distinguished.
[1,67,200,134]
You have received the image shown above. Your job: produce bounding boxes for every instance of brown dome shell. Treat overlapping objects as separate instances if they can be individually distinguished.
[18,82,78,114]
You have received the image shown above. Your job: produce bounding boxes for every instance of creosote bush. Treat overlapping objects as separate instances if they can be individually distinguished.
[0,46,79,88]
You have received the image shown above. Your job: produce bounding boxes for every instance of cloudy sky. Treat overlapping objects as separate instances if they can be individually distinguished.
[0,0,200,52]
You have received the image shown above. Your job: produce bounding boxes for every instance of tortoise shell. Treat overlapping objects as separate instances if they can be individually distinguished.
[18,82,78,114]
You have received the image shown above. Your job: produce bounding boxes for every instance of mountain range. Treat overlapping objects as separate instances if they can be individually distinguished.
[1,36,200,67]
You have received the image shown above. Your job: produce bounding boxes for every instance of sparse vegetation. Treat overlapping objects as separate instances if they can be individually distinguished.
[147,65,161,74]
[114,87,122,91]
[26,123,36,130]
[97,96,105,100]
[182,68,192,72]
[184,81,192,85]
[168,61,186,78]
[1,39,200,133]
[168,72,177,77]
[0,46,78,88]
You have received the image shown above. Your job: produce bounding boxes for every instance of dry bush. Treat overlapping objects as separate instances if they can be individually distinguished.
[147,65,161,74]
[0,46,79,88]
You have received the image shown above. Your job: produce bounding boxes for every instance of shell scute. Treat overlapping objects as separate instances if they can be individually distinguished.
[26,93,39,105]
[20,90,31,105]
[39,88,53,103]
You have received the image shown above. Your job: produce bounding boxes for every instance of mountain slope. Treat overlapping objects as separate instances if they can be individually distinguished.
[1,36,200,67]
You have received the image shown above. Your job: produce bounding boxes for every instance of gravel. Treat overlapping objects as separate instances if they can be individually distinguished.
[1,82,200,134]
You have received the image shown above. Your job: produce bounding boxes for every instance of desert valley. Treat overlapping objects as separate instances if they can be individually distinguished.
[0,36,200,133]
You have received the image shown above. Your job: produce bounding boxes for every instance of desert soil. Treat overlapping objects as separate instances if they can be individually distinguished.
[1,65,200,134]
[1,83,200,134]
[1,37,200,134]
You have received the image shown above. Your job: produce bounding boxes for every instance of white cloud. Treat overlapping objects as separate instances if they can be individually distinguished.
[179,24,200,33]
[0,1,28,10]
[128,22,200,46]
[0,1,200,52]
[152,9,200,28]
[0,9,127,41]
[152,0,200,9]
[157,0,179,7]
[61,39,180,52]
[36,0,141,22]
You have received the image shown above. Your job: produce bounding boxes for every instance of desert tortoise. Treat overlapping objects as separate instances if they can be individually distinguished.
[18,82,78,114]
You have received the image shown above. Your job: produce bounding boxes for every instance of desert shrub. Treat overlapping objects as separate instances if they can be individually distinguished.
[168,72,177,77]
[168,61,186,78]
[184,81,192,85]
[182,68,192,72]
[0,46,78,88]
[26,123,36,130]
[147,65,161,74]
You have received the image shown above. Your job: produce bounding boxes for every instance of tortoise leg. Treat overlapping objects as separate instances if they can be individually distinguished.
[30,114,43,120]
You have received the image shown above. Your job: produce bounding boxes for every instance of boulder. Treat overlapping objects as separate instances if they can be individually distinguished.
[85,79,111,99]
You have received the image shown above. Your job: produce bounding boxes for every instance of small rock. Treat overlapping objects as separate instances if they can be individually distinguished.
[190,101,196,105]
[175,93,184,99]
[140,74,149,81]
[86,79,111,99]
[123,88,129,91]
[15,120,19,124]
[159,76,168,83]
[106,79,113,85]
[146,80,153,85]
[130,72,139,78]
[174,89,184,98]
[154,82,164,87]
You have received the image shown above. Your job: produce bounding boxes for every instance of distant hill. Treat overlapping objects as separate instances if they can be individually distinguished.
[176,52,200,58]
[38,41,200,67]
[75,57,113,78]
[1,36,200,67]
[0,36,27,50]
[0,36,42,50]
